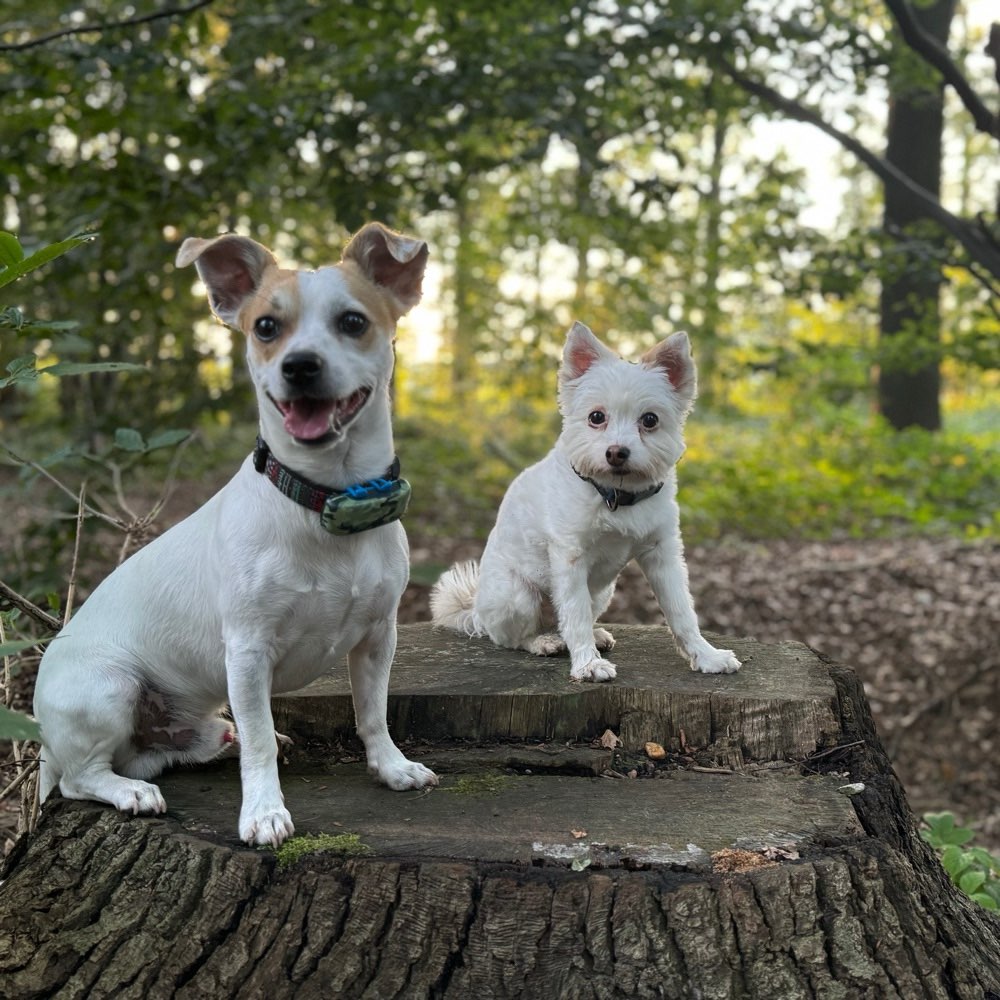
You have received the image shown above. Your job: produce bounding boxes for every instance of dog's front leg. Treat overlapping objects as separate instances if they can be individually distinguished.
[347,623,438,791]
[637,536,741,675]
[226,641,295,846]
[549,548,617,682]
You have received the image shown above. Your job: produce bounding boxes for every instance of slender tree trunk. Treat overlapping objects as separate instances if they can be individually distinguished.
[878,0,956,431]
[696,108,727,410]
[448,186,476,405]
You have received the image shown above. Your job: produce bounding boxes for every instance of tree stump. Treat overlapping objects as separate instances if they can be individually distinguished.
[2,625,998,999]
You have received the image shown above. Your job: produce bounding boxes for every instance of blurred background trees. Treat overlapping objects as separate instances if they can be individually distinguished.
[1,0,997,550]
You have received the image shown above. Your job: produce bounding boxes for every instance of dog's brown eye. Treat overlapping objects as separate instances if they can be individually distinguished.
[254,316,280,342]
[588,410,606,427]
[640,412,659,429]
[338,311,368,337]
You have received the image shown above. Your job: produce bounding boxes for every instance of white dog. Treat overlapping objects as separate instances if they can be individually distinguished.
[431,321,741,683]
[33,222,438,846]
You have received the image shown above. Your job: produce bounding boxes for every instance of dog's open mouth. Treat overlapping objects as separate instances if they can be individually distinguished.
[271,387,371,443]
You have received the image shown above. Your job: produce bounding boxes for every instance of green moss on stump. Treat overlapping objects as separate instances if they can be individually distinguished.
[444,774,512,797]
[273,832,373,868]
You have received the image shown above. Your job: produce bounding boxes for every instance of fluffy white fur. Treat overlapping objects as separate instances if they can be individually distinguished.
[33,222,438,846]
[431,321,741,682]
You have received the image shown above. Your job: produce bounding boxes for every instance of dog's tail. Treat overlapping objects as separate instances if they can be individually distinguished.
[430,560,483,636]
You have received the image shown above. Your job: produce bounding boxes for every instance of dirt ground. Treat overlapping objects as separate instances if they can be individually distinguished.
[3,510,997,853]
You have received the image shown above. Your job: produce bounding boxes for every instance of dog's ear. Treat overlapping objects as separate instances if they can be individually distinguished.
[560,322,617,382]
[176,235,277,328]
[342,223,429,315]
[642,331,698,409]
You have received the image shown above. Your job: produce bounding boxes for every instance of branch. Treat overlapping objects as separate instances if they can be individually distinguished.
[0,0,216,53]
[718,56,1000,285]
[882,0,999,140]
[0,580,62,632]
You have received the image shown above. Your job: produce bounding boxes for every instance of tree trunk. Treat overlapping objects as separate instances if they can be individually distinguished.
[877,0,956,431]
[694,107,727,411]
[449,185,475,405]
[2,625,999,999]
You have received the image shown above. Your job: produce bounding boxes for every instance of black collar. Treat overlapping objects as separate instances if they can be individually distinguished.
[573,467,664,511]
[252,436,400,514]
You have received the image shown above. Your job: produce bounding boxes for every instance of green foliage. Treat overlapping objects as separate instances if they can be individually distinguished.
[921,812,1000,911]
[0,704,40,741]
[680,408,998,542]
[400,400,998,545]
[0,230,97,289]
[1,355,145,389]
[0,226,191,743]
[272,832,373,868]
[2,0,993,444]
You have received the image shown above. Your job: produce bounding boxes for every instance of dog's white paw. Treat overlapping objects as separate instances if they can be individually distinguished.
[571,657,617,683]
[375,758,439,791]
[690,646,742,675]
[526,633,567,657]
[240,805,295,847]
[112,780,166,815]
[593,627,615,652]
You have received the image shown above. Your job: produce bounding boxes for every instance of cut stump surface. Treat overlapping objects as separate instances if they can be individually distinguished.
[2,624,998,1000]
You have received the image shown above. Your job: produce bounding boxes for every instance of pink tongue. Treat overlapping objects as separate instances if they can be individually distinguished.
[282,399,336,440]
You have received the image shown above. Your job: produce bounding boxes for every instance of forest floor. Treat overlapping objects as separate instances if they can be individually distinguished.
[2,472,997,853]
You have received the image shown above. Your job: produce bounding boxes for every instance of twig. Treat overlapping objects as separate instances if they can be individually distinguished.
[0,0,216,53]
[63,480,88,623]
[147,430,196,522]
[1,595,43,835]
[0,580,61,632]
[0,757,38,801]
[763,740,867,771]
[110,462,138,523]
[0,443,125,530]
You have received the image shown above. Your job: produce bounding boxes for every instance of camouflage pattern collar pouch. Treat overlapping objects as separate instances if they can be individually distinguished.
[252,436,410,536]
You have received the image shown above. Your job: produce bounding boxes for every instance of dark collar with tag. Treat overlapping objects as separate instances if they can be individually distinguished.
[573,467,664,512]
[253,436,410,535]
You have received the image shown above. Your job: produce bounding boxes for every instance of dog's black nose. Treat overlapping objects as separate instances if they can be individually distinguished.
[281,352,324,387]
[606,445,630,467]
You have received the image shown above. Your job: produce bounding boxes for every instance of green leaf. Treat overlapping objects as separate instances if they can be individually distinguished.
[0,232,25,268]
[145,429,191,451]
[971,893,997,911]
[0,638,42,657]
[959,870,987,896]
[1,359,145,390]
[940,844,967,877]
[0,230,98,289]
[41,361,145,378]
[0,355,39,389]
[114,428,147,452]
[924,811,975,847]
[0,704,40,741]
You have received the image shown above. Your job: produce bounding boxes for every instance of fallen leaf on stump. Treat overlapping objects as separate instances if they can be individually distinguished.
[599,728,621,749]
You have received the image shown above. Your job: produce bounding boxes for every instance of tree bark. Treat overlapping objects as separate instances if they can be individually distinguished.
[877,0,956,432]
[2,629,999,999]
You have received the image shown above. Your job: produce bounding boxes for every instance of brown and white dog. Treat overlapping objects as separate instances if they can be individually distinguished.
[33,223,437,846]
